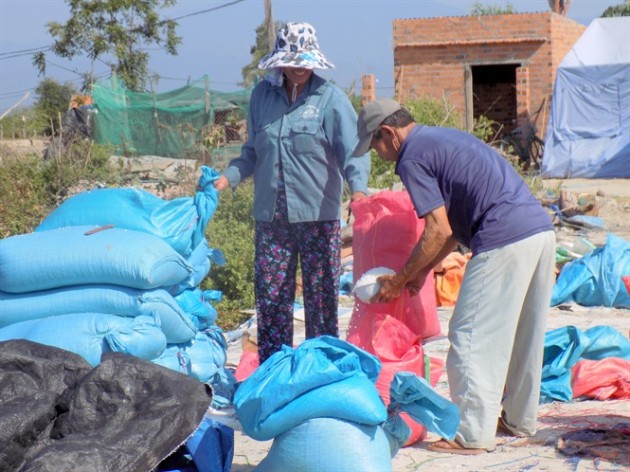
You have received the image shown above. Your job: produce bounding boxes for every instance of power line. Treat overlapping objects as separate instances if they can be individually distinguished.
[0,45,51,59]
[164,0,248,23]
[0,71,109,101]
[0,0,248,60]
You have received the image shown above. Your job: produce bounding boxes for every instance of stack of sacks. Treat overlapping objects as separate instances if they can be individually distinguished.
[0,166,236,406]
[346,191,442,446]
[234,336,459,472]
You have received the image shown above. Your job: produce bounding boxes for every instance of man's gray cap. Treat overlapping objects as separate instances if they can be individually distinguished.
[352,98,402,157]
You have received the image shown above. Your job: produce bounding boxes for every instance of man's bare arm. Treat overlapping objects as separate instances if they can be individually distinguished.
[372,205,454,302]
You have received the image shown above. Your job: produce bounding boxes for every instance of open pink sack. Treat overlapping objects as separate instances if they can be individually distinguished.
[346,191,442,445]
[347,191,441,347]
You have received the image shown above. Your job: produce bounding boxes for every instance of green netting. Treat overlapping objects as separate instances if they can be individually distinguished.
[92,75,251,159]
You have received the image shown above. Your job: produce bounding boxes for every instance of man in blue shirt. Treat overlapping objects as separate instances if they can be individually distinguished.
[353,99,555,454]
[215,23,370,364]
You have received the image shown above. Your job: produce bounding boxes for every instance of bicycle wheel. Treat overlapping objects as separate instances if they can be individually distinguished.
[529,136,545,170]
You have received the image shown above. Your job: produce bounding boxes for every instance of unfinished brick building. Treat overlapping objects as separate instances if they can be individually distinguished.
[392,12,586,138]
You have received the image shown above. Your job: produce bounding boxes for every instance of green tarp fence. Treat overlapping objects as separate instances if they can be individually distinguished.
[92,75,251,159]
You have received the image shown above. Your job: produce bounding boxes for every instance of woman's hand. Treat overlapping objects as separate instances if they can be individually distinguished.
[351,191,367,202]
[214,175,230,191]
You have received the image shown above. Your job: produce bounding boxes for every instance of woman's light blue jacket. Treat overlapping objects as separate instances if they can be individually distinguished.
[223,74,371,223]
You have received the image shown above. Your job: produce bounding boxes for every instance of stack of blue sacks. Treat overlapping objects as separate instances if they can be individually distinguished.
[0,166,236,407]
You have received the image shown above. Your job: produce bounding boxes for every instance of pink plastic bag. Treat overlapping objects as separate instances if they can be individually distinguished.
[349,313,444,446]
[347,191,441,346]
[571,358,630,400]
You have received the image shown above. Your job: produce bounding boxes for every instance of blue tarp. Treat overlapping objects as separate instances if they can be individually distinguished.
[551,233,630,308]
[542,17,630,178]
[540,325,630,402]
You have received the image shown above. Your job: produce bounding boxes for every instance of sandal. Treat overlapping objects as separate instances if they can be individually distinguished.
[428,439,488,455]
[497,416,527,438]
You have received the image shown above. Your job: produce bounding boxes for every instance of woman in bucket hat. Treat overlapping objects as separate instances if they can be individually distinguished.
[215,22,371,364]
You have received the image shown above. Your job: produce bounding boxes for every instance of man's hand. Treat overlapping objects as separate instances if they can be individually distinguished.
[371,273,406,303]
[214,175,230,191]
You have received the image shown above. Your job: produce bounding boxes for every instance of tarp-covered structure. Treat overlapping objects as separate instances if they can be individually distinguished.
[542,17,630,178]
[92,75,251,158]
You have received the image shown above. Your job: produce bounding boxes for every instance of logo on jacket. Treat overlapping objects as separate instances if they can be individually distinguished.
[300,105,319,120]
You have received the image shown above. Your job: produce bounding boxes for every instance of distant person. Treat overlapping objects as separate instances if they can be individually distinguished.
[214,22,370,364]
[353,99,555,454]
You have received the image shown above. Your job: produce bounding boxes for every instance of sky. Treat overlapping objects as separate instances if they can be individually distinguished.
[0,0,616,114]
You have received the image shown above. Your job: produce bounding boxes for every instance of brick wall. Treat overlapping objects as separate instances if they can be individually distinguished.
[392,12,585,138]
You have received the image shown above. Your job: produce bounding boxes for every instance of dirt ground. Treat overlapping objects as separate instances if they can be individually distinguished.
[226,304,628,472]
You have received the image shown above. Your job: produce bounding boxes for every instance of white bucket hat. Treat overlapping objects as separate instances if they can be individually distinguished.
[258,22,335,70]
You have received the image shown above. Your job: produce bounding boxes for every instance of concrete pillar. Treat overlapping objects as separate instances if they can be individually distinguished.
[515,66,530,127]
[361,74,376,105]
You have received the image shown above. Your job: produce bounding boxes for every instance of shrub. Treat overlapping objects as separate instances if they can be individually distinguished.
[0,141,123,238]
[204,181,256,331]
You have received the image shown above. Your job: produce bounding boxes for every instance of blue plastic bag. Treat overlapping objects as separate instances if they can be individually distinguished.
[388,372,460,441]
[36,166,220,257]
[255,418,392,472]
[0,313,166,366]
[0,285,196,344]
[185,417,234,472]
[541,325,630,402]
[552,233,630,308]
[233,336,386,441]
[0,226,193,294]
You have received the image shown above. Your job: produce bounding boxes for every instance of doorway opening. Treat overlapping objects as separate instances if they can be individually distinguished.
[472,64,518,138]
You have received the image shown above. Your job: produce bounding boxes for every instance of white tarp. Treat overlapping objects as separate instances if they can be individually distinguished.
[542,17,630,178]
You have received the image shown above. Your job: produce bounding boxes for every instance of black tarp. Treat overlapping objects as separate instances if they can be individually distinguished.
[0,340,213,472]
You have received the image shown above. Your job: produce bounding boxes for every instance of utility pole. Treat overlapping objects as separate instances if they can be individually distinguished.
[264,0,275,50]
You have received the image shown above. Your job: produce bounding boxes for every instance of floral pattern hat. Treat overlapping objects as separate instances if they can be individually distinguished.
[258,22,335,70]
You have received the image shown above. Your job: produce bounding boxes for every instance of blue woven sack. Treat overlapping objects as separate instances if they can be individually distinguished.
[255,418,391,472]
[36,166,220,257]
[0,313,166,366]
[0,286,196,344]
[233,336,386,441]
[0,226,193,294]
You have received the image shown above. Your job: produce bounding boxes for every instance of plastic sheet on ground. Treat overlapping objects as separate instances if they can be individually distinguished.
[541,325,630,402]
[551,233,630,308]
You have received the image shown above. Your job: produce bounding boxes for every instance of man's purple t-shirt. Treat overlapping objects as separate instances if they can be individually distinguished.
[396,125,553,255]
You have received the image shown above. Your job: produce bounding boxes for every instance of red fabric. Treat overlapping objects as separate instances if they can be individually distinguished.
[623,276,630,296]
[234,350,259,382]
[347,191,441,344]
[571,358,630,400]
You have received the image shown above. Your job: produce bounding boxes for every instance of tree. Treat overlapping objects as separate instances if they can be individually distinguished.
[470,2,516,15]
[33,0,181,92]
[240,20,283,88]
[601,0,630,16]
[35,78,77,135]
